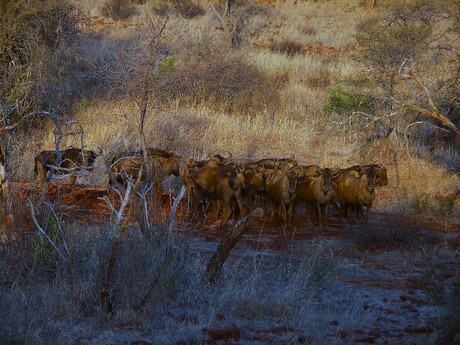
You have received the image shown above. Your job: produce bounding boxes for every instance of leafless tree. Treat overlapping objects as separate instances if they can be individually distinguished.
[99,172,142,313]
[399,58,460,141]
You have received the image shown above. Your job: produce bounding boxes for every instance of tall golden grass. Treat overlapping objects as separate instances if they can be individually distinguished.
[5,0,455,219]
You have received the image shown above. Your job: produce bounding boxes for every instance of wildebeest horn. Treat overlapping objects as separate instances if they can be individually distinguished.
[207,150,233,161]
[223,150,232,161]
[208,151,219,158]
[96,146,104,155]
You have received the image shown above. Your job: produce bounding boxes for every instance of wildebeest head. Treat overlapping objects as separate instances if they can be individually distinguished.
[64,148,99,170]
[321,168,334,196]
[364,164,388,187]
[365,167,377,194]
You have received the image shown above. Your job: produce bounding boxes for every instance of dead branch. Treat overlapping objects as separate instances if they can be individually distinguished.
[29,200,75,281]
[204,216,255,284]
[211,4,238,47]
[169,185,186,234]
[399,58,460,140]
[99,171,143,313]
[0,111,55,133]
[404,120,450,156]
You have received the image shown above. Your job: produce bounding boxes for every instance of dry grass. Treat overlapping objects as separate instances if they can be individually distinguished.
[3,0,457,218]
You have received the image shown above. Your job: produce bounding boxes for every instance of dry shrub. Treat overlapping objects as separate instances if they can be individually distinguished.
[271,40,305,56]
[0,0,78,128]
[152,0,205,19]
[100,0,138,20]
[300,24,317,36]
[304,66,332,88]
[159,39,287,114]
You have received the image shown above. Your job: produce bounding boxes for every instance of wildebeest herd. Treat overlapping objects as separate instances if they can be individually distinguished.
[30,146,387,227]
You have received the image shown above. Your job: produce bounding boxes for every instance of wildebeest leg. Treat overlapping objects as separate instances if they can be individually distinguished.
[316,202,322,227]
[287,201,295,224]
[234,194,246,218]
[246,192,254,213]
[305,201,310,222]
[70,175,77,190]
[346,204,353,223]
[270,201,276,222]
[220,205,232,228]
[324,202,329,228]
[280,202,287,223]
[36,165,46,188]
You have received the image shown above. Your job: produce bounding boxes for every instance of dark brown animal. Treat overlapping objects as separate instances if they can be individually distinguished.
[182,154,232,210]
[190,165,245,225]
[265,169,298,223]
[214,168,246,226]
[242,166,266,212]
[341,168,376,221]
[245,157,298,171]
[34,148,98,190]
[110,148,181,189]
[331,166,362,211]
[295,168,335,226]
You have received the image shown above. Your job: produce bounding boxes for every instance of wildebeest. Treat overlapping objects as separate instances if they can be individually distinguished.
[265,169,298,223]
[242,166,266,212]
[189,164,245,226]
[295,168,335,226]
[109,148,181,191]
[34,147,99,190]
[340,167,376,222]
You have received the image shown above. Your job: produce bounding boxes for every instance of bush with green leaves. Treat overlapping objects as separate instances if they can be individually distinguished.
[323,84,374,115]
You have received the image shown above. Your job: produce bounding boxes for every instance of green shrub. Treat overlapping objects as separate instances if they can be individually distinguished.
[410,192,430,213]
[155,54,177,79]
[323,84,374,115]
[34,214,66,274]
[436,193,457,217]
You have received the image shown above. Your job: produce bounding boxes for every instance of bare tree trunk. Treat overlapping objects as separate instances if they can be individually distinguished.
[204,216,254,283]
[99,175,141,313]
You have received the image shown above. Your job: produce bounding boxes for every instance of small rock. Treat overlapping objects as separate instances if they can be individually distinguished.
[298,335,314,344]
[329,320,339,326]
[130,341,153,345]
[202,327,241,342]
[215,313,225,321]
[254,331,273,342]
[339,330,350,339]
[362,304,370,311]
[382,298,388,303]
[400,295,409,301]
[404,325,433,333]
[408,289,416,295]
[74,337,91,345]
[269,326,296,334]
[408,296,429,306]
[368,329,382,337]
[353,334,377,343]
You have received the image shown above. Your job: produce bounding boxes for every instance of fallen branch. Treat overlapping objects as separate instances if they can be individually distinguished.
[400,58,460,140]
[204,216,254,284]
